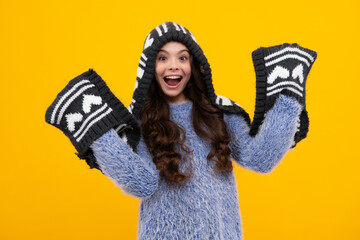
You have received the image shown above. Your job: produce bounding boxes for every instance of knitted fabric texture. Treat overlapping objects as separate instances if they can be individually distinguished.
[250,43,317,147]
[91,94,302,240]
[45,69,141,170]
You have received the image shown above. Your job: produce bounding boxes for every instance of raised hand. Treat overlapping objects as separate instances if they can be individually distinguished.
[45,69,140,170]
[250,43,317,146]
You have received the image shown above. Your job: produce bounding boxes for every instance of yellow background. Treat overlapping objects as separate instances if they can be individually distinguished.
[1,0,359,239]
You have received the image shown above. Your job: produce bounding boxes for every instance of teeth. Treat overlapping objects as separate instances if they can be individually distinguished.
[164,76,182,79]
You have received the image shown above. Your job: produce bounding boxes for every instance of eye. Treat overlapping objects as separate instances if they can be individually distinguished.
[180,56,188,61]
[158,56,167,61]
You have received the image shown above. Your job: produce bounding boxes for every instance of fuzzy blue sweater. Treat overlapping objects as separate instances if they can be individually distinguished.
[90,94,302,240]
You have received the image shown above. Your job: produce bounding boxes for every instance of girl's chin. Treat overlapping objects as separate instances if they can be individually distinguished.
[161,87,184,98]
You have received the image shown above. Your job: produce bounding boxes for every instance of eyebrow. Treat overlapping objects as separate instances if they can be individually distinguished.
[158,49,190,54]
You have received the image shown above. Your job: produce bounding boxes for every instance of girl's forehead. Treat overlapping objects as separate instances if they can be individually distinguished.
[160,41,188,51]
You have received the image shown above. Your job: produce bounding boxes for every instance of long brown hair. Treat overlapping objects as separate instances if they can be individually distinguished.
[140,53,232,187]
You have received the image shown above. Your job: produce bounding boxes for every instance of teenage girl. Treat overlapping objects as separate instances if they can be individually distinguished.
[46,21,317,239]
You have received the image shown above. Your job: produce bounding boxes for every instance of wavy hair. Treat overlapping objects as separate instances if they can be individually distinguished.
[140,54,232,187]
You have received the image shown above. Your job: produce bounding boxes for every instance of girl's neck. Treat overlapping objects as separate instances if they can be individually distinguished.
[168,99,190,106]
[165,94,189,105]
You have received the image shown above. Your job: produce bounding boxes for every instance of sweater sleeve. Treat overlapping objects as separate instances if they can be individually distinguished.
[90,128,160,199]
[224,94,303,174]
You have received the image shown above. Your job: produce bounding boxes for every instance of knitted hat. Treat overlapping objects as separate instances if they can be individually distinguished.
[126,21,250,124]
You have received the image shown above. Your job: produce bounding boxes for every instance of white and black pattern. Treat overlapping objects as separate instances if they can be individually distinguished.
[216,95,235,106]
[263,44,316,101]
[264,45,315,67]
[82,94,102,113]
[250,43,317,146]
[48,80,114,143]
[49,79,94,125]
[46,69,141,170]
[65,112,83,132]
[73,103,113,142]
[266,64,304,97]
[143,34,154,50]
[54,84,96,125]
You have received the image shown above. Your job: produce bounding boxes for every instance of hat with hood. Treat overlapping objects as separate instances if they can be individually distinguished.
[126,21,251,123]
[110,21,252,156]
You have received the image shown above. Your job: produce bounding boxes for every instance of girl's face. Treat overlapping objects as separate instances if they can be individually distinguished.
[155,41,191,104]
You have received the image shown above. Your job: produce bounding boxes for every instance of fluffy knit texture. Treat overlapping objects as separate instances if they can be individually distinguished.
[90,94,302,240]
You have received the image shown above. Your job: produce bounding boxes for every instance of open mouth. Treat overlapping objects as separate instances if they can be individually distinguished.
[164,75,183,88]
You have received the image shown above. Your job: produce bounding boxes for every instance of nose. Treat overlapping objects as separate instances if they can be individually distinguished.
[168,58,179,71]
[169,66,179,70]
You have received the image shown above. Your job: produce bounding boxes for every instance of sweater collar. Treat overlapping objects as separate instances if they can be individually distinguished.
[169,100,192,119]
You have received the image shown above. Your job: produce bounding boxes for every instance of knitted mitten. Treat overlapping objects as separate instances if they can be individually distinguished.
[45,69,140,170]
[250,43,317,147]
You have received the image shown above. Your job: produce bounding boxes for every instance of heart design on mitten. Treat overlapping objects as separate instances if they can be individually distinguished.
[82,94,102,113]
[292,64,304,84]
[65,113,83,132]
[267,65,290,84]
